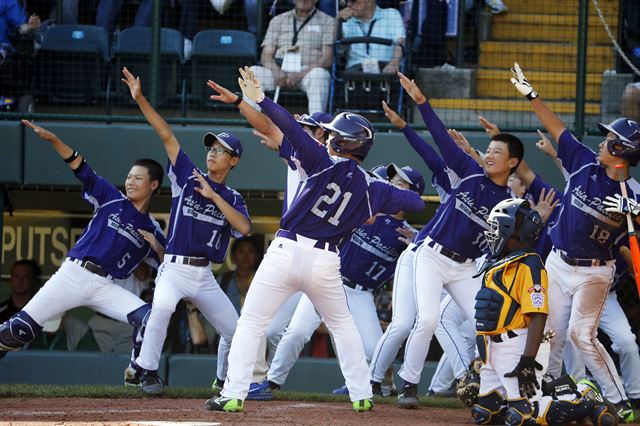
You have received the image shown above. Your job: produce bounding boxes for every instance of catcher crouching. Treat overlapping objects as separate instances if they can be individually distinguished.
[467,199,618,425]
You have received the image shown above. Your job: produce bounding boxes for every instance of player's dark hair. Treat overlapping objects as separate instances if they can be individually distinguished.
[230,235,264,264]
[492,133,524,173]
[11,259,41,280]
[133,159,164,194]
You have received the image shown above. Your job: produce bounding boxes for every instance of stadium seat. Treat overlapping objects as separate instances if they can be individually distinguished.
[329,36,405,116]
[112,27,185,108]
[35,25,110,105]
[189,30,256,107]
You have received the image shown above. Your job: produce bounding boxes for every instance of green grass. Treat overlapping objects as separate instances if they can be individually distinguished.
[0,384,465,409]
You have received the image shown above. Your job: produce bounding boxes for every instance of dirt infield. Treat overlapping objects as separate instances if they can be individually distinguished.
[1,397,470,425]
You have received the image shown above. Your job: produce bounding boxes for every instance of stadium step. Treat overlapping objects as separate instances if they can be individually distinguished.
[491,13,616,44]
[479,41,614,73]
[476,69,602,101]
[429,98,600,115]
[506,0,618,16]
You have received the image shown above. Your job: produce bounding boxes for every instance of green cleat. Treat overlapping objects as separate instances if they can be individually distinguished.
[205,396,244,413]
[353,399,374,412]
[211,378,223,396]
[614,401,635,423]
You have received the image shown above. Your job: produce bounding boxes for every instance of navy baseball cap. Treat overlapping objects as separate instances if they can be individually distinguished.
[203,132,243,157]
[387,163,425,194]
[296,112,333,128]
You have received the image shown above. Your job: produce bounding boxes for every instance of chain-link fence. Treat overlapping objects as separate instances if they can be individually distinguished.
[0,0,637,134]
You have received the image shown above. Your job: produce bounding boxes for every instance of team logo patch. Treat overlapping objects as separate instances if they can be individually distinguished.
[528,283,545,293]
[531,293,544,308]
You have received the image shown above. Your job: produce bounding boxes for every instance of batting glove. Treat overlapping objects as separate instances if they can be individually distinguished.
[238,66,265,103]
[603,193,640,216]
[504,355,543,399]
[510,62,538,100]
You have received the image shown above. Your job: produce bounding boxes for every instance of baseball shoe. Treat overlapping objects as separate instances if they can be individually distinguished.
[614,401,635,423]
[371,381,383,397]
[124,365,141,387]
[205,396,244,412]
[246,380,273,401]
[353,398,374,412]
[211,377,224,396]
[332,385,349,395]
[140,369,164,395]
[631,398,640,410]
[381,383,398,397]
[397,381,419,409]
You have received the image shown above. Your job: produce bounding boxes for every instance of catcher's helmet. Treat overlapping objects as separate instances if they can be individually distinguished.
[484,198,543,256]
[369,164,388,180]
[321,112,374,160]
[598,118,640,166]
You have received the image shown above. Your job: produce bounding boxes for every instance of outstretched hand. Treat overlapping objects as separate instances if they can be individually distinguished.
[510,62,537,100]
[208,80,240,104]
[21,120,57,142]
[535,130,557,158]
[504,355,543,399]
[530,187,560,223]
[238,66,265,103]
[396,226,417,245]
[382,100,406,129]
[121,67,142,101]
[448,128,472,153]
[478,116,500,138]
[254,129,280,151]
[397,72,426,105]
[192,169,218,200]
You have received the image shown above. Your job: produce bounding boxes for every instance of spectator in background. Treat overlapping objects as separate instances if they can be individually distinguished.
[337,0,404,74]
[250,0,335,114]
[0,259,41,323]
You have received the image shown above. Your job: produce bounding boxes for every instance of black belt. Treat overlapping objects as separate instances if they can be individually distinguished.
[427,239,471,264]
[68,258,109,278]
[276,229,338,253]
[489,330,518,343]
[342,277,373,292]
[555,249,605,267]
[168,255,210,267]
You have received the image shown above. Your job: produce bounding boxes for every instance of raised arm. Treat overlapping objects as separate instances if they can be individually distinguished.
[237,67,313,151]
[382,101,446,173]
[122,67,180,165]
[398,72,476,175]
[511,62,566,142]
[208,80,284,147]
[22,120,84,170]
[535,129,564,176]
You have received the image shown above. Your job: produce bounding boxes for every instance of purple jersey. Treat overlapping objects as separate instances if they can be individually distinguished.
[527,174,561,261]
[549,129,640,260]
[417,101,514,259]
[340,215,414,290]
[67,161,166,279]
[260,97,424,244]
[165,149,250,263]
[400,124,457,247]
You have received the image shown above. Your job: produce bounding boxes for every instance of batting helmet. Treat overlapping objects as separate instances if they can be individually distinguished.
[369,164,388,180]
[321,112,374,160]
[598,118,640,166]
[484,198,543,257]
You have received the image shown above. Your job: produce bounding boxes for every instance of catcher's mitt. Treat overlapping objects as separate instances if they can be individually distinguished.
[456,358,482,407]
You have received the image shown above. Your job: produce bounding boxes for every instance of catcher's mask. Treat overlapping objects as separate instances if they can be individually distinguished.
[484,198,543,256]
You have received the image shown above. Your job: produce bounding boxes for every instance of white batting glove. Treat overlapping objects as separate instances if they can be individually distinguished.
[510,62,538,100]
[238,66,265,103]
[603,193,640,216]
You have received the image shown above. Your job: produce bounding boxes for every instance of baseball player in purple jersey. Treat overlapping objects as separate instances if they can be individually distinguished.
[248,164,421,400]
[512,62,639,420]
[0,121,165,364]
[395,73,522,409]
[121,68,251,395]
[207,80,333,396]
[206,67,424,413]
[369,102,457,394]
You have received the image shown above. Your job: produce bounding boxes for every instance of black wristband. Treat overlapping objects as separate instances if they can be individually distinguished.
[233,93,243,106]
[526,91,538,101]
[64,151,79,163]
